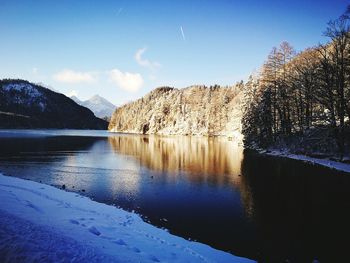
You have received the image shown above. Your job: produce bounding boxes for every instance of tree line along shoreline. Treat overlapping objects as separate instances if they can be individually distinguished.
[241,6,350,161]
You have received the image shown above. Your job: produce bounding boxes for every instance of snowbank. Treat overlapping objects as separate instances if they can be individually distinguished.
[0,174,253,263]
[265,150,350,173]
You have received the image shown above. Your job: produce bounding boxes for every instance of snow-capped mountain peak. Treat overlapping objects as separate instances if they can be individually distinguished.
[70,94,116,119]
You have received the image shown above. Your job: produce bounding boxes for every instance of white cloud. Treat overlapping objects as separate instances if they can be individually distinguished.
[135,48,161,70]
[53,69,96,84]
[67,90,79,97]
[109,69,143,92]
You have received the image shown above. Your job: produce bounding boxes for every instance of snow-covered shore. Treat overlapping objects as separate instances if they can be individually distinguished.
[264,150,350,173]
[0,173,253,263]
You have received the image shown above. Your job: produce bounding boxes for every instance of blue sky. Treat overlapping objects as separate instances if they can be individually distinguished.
[0,0,348,105]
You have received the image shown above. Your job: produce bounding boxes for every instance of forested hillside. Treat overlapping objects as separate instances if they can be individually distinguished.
[109,85,243,138]
[242,7,350,159]
[0,79,108,129]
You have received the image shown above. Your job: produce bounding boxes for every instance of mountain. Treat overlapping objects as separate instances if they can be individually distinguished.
[70,95,82,104]
[71,95,116,119]
[0,79,108,129]
[108,85,243,140]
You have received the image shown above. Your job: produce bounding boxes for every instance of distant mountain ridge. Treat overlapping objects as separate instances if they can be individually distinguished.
[0,79,108,129]
[70,95,116,119]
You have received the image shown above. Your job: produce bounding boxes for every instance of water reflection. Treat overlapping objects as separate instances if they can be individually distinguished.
[0,134,253,259]
[109,135,243,186]
[2,132,350,261]
[240,150,350,262]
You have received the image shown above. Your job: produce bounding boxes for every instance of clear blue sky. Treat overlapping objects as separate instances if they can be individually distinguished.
[0,0,347,105]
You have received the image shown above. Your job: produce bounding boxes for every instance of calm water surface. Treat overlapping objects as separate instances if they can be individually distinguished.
[0,129,349,262]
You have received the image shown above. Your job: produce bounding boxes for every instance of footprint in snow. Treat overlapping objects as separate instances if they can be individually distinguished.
[148,255,160,262]
[69,219,79,225]
[113,239,127,246]
[25,200,43,213]
[131,247,141,253]
[88,226,101,236]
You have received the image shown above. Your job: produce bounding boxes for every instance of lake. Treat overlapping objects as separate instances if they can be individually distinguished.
[0,129,349,262]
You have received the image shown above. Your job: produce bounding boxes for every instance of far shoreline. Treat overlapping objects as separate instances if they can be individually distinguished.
[256,149,350,174]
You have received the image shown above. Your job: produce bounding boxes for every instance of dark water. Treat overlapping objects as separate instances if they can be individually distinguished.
[0,130,349,262]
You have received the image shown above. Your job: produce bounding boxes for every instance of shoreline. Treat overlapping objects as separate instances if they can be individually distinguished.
[0,173,253,263]
[260,149,350,173]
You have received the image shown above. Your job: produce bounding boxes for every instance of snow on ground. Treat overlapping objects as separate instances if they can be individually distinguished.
[0,173,254,263]
[265,150,350,173]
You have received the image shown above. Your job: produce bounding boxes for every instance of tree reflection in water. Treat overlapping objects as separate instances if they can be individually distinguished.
[108,135,243,186]
[240,150,350,262]
[3,133,349,261]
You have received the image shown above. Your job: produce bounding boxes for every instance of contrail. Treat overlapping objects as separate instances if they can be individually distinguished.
[180,26,186,41]
[116,8,123,16]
